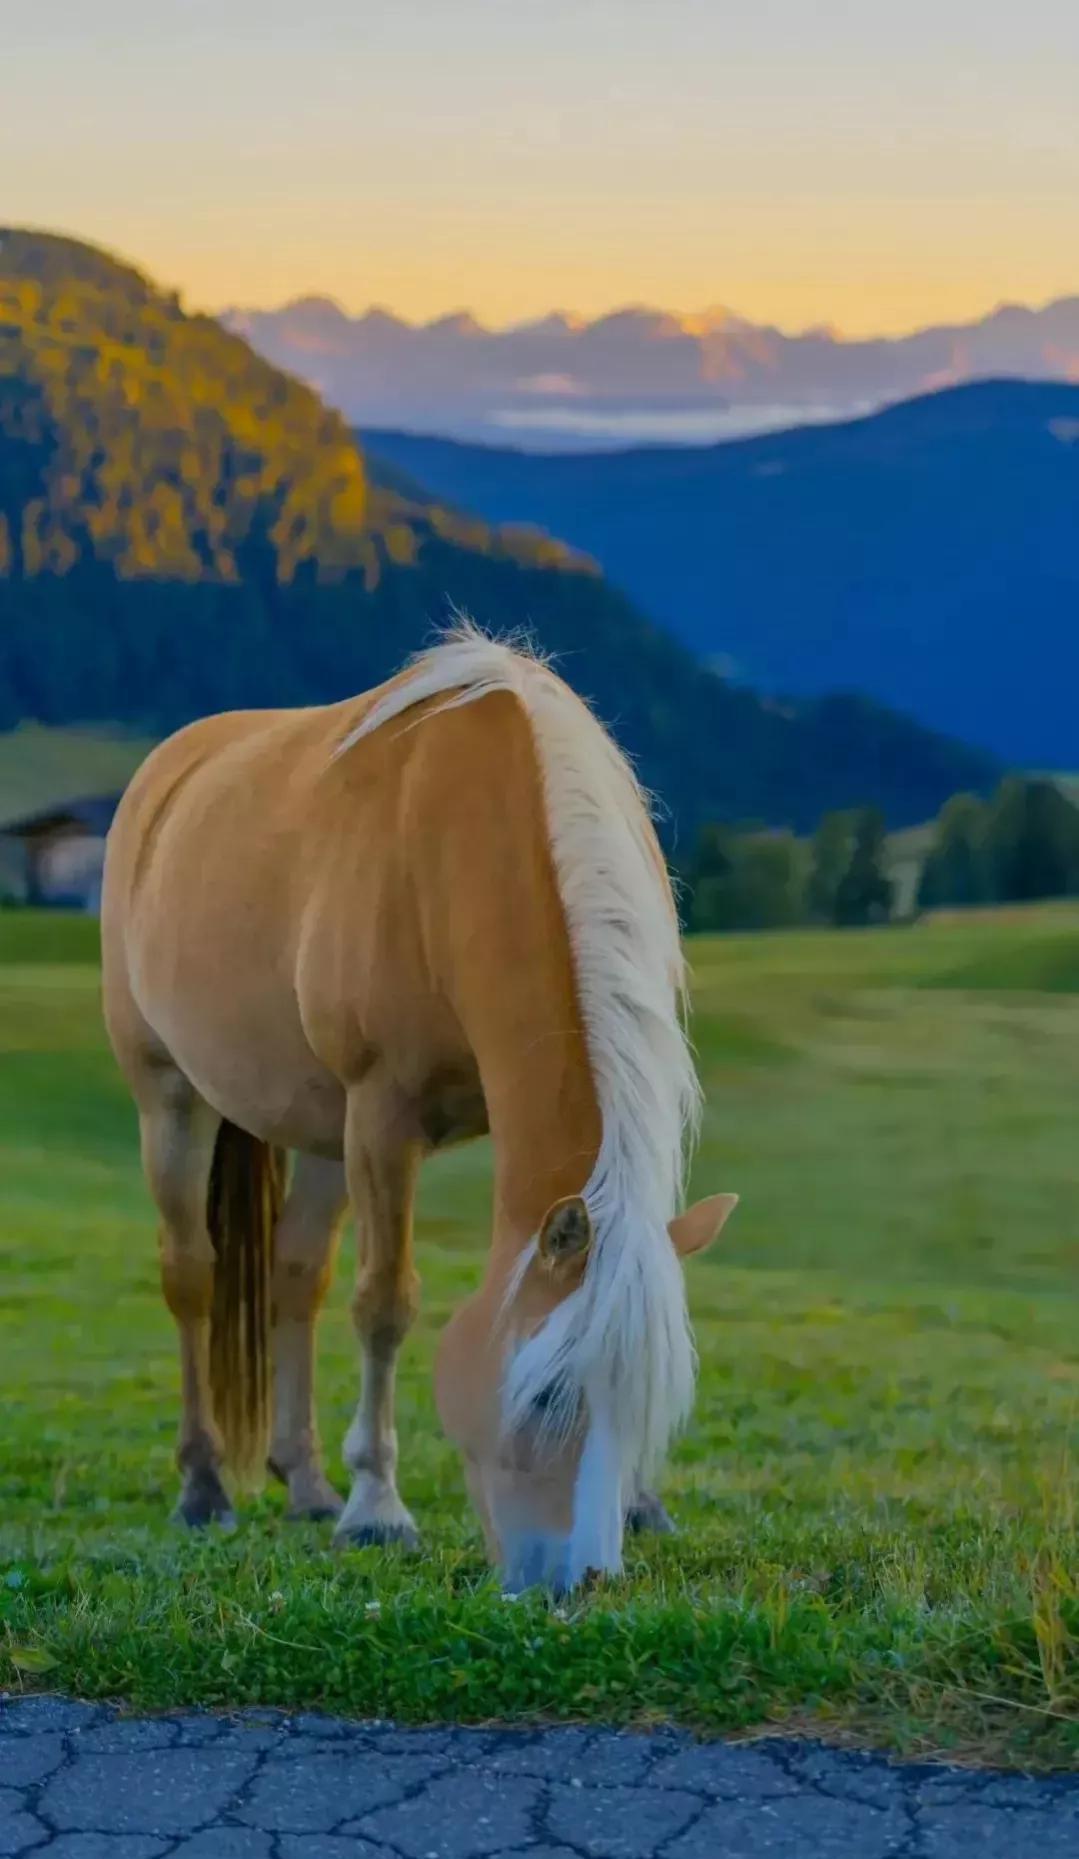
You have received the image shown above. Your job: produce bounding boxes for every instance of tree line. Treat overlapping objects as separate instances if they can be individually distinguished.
[917,778,1079,910]
[680,776,1079,933]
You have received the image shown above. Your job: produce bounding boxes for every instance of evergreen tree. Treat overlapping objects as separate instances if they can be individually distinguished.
[682,823,737,931]
[918,792,989,910]
[833,808,893,927]
[984,778,1079,903]
[683,823,807,932]
[807,811,852,922]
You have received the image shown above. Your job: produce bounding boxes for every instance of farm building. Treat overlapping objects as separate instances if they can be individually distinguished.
[0,724,153,911]
[884,821,935,920]
[0,794,120,911]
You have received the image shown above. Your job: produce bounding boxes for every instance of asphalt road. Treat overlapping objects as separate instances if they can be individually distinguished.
[2,1697,1077,1858]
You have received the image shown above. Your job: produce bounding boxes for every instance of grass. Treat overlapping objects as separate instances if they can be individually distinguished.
[2,904,1079,1765]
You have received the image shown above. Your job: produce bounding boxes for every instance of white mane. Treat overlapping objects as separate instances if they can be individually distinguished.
[339,624,702,1517]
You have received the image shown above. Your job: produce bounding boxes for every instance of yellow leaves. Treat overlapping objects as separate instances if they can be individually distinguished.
[383,523,417,567]
[0,235,379,588]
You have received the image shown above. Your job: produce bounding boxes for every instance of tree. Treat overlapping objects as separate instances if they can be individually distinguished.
[681,823,737,931]
[684,823,807,932]
[984,777,1079,903]
[833,808,893,927]
[918,792,989,910]
[807,811,852,923]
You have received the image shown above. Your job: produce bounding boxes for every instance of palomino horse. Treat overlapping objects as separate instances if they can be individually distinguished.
[101,627,736,1591]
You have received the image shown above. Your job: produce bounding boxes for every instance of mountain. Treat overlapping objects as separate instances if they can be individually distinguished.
[0,229,999,838]
[225,291,1079,449]
[364,381,1079,768]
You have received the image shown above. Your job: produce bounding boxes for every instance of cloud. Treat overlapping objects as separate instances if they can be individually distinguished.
[490,401,870,444]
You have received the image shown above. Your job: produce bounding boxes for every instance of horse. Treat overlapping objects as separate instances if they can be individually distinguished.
[100,626,737,1592]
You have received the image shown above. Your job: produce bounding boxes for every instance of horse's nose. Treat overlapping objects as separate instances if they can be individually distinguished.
[500,1531,573,1596]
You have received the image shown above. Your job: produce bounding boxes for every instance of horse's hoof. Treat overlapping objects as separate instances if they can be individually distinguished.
[285,1482,345,1524]
[172,1499,237,1532]
[288,1500,344,1524]
[269,1457,345,1522]
[333,1520,421,1552]
[625,1493,677,1536]
[172,1468,237,1531]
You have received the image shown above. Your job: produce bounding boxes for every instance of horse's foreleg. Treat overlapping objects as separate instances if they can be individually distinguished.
[335,1086,421,1549]
[139,1077,232,1527]
[268,1152,348,1521]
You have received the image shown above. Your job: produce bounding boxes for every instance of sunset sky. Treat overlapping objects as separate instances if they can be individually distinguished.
[9,0,1079,334]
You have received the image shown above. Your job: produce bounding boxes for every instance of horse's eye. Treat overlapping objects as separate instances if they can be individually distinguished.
[532,1384,556,1415]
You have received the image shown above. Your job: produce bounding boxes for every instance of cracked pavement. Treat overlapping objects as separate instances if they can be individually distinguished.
[2,1698,1077,1858]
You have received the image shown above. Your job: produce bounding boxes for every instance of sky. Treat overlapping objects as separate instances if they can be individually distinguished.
[6,0,1079,335]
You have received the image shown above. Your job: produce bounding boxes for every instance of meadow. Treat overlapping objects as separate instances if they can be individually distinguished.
[2,906,1078,1766]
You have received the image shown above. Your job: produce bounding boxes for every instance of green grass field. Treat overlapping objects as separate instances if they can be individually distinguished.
[2,906,1079,1765]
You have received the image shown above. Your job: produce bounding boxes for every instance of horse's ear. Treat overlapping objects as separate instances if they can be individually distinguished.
[537,1196,594,1281]
[669,1192,738,1258]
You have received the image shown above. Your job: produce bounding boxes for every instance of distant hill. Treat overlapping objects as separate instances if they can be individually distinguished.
[0,723,153,826]
[0,722,155,901]
[0,230,999,838]
[227,291,1079,448]
[365,381,1079,767]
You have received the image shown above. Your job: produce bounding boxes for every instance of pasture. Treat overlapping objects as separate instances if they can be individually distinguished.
[2,907,1078,1765]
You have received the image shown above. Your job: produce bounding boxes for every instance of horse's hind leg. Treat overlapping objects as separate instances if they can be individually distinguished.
[334,1082,422,1550]
[139,1073,232,1528]
[268,1152,348,1521]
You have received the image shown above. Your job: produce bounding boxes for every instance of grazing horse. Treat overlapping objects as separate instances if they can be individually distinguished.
[101,628,736,1591]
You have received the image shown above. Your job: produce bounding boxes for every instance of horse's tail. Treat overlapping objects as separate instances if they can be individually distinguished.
[206,1121,286,1488]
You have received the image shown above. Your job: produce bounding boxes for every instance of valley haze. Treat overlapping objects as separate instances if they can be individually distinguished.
[226,291,1079,450]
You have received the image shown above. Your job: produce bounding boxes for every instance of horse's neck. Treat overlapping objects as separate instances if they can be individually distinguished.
[485,1021,602,1261]
[376,685,605,1258]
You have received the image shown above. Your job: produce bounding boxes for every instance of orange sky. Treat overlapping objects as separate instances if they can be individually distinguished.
[9,0,1079,335]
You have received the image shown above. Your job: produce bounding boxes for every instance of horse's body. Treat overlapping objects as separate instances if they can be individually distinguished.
[102,630,734,1590]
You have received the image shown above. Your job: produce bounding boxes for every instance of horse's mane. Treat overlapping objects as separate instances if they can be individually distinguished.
[339,623,701,1513]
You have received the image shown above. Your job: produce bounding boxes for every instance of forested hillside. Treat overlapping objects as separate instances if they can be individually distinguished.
[0,231,999,836]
